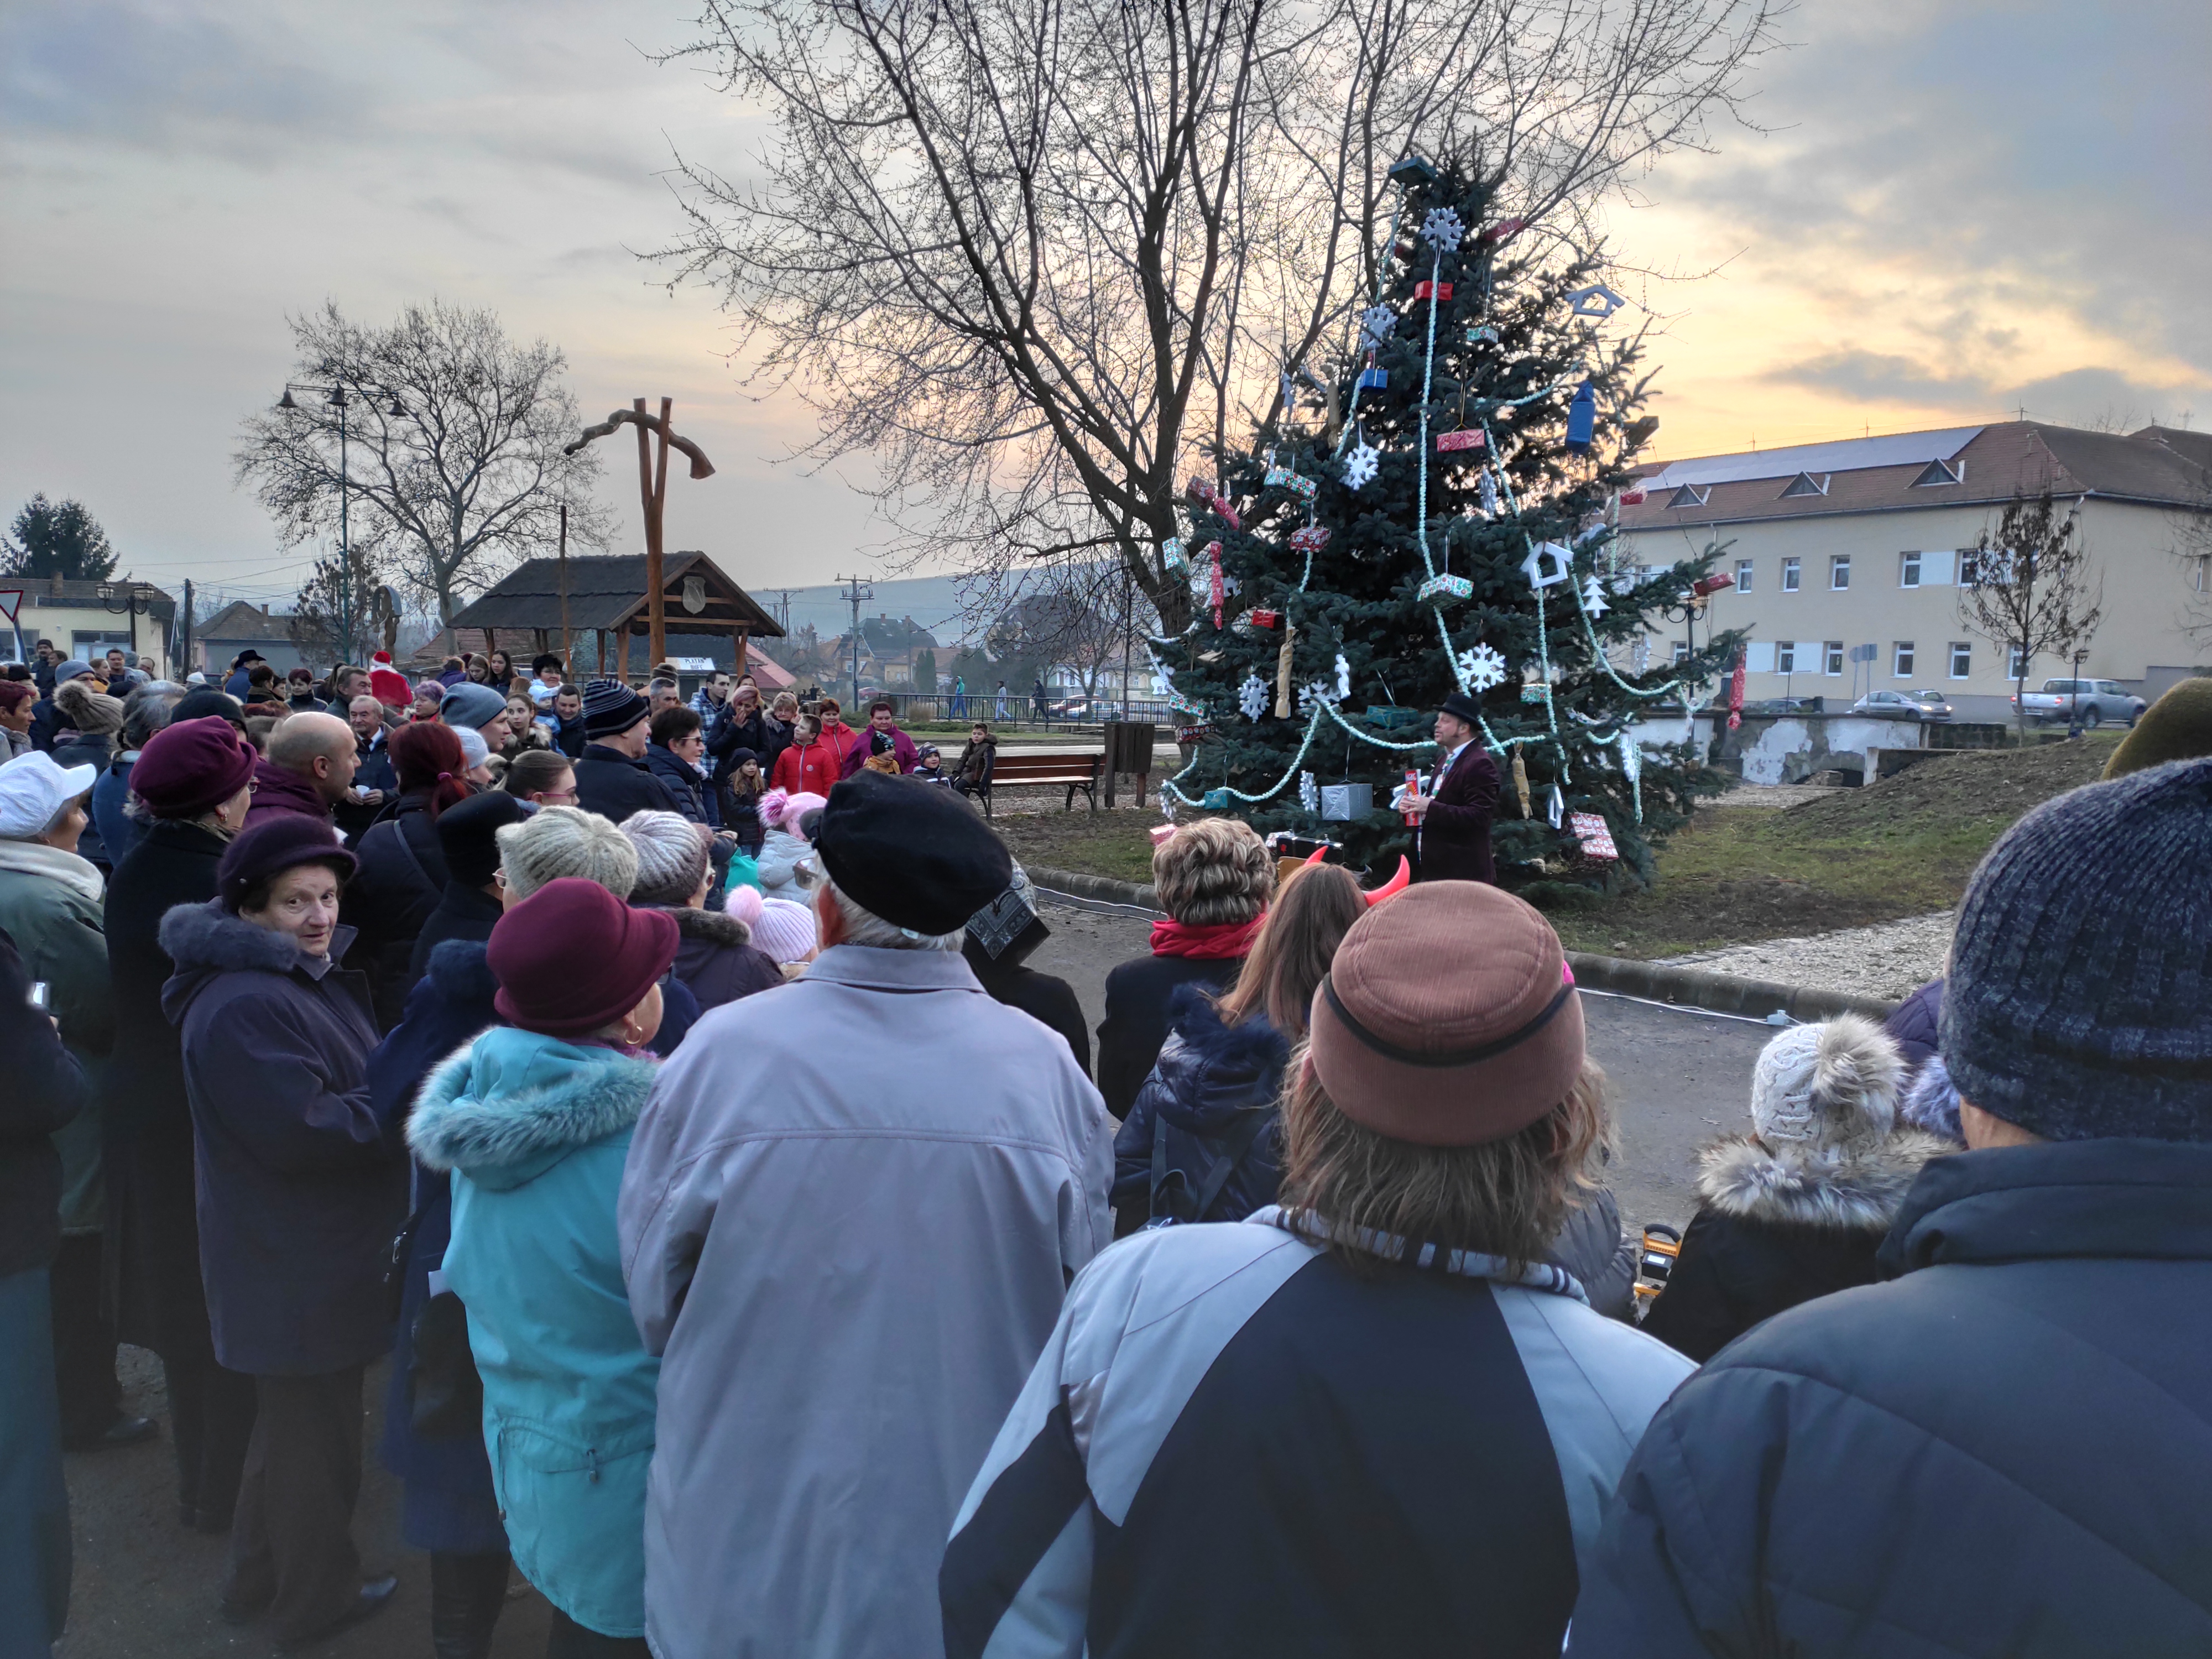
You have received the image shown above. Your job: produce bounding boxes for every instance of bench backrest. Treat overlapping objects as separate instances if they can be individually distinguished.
[990,752,1103,781]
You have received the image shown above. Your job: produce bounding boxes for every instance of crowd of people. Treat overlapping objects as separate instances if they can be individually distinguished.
[1,641,2208,1658]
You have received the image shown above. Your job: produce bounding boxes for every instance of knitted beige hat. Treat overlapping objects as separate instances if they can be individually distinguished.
[1748,1015,1902,1152]
[55,680,125,737]
[495,804,638,902]
[622,810,711,906]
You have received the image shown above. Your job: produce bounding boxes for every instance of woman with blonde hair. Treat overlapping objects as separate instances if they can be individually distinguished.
[1109,860,1366,1232]
[1095,817,1274,1117]
[947,882,1694,1659]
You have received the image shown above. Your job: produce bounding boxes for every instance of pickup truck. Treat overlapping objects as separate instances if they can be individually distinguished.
[2013,678,2145,728]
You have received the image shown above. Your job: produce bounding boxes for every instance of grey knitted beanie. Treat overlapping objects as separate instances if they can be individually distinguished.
[623,810,711,906]
[1941,757,2212,1141]
[495,804,639,902]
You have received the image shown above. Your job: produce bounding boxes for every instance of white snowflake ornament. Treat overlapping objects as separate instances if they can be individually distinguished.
[1456,642,1508,692]
[1238,672,1269,721]
[1421,207,1465,253]
[1343,442,1380,490]
[1479,471,1499,518]
[1297,678,1333,713]
[1359,304,1396,345]
[1299,771,1319,814]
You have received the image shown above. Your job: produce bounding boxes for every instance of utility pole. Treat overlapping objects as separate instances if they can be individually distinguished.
[557,503,573,672]
[834,573,873,709]
[180,578,194,678]
[769,589,797,633]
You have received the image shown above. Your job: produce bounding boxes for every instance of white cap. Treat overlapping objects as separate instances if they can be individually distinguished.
[457,727,492,770]
[0,752,98,840]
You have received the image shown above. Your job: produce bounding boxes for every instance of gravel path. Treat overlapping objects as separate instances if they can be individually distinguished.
[1662,910,1955,1001]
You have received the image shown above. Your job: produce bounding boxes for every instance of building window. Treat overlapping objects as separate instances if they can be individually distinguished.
[1779,472,1830,498]
[1824,640,1844,676]
[2008,643,2028,680]
[1912,458,1964,487]
[1777,641,1797,674]
[1894,641,1915,678]
[1949,641,1972,679]
[1735,559,1754,593]
[1665,483,1710,509]
[1671,641,1690,665]
[1830,555,1851,590]
[1782,557,1801,592]
[1900,551,1921,588]
[2194,554,2210,592]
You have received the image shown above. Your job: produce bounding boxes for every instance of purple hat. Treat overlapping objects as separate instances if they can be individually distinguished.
[216,816,357,912]
[489,878,679,1037]
[132,716,259,820]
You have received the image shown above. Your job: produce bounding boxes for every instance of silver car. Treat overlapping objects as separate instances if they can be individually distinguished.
[2015,678,2145,728]
[1849,688,1953,721]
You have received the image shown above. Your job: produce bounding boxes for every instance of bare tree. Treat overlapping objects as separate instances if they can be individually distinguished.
[288,540,402,671]
[236,301,610,624]
[1958,492,2103,738]
[654,0,1779,632]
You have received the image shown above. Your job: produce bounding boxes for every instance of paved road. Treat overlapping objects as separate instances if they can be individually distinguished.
[56,895,1768,1659]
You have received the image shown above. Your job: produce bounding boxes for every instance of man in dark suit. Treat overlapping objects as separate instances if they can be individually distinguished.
[1405,691,1500,884]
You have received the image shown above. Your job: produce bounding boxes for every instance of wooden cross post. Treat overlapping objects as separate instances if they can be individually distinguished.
[564,400,715,684]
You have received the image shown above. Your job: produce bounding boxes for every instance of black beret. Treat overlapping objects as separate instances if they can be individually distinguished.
[816,770,1012,935]
[436,790,533,890]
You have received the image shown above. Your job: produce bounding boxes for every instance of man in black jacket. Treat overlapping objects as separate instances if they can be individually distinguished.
[1569,757,2212,1659]
[572,679,680,824]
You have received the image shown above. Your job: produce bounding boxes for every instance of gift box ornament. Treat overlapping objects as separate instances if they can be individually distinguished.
[1185,476,1241,532]
[1264,463,1319,502]
[1415,280,1454,302]
[1288,524,1333,554]
[1571,811,1618,860]
[1467,323,1500,345]
[1231,607,1281,634]
[1565,379,1597,453]
[1520,683,1550,705]
[1417,572,1474,602]
[1319,782,1373,822]
[1162,536,1188,575]
[1477,216,1527,246]
[1357,367,1389,391]
[1363,704,1426,730]
[1202,788,1234,810]
[1436,428,1485,453]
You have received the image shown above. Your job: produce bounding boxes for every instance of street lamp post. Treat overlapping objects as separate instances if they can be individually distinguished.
[97,578,160,672]
[278,379,404,669]
[2067,646,2089,738]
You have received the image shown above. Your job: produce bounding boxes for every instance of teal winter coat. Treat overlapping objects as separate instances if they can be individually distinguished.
[407,1027,661,1637]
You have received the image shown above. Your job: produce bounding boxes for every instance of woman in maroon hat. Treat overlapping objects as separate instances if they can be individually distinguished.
[408,879,677,1657]
[160,817,404,1645]
[947,882,1696,1659]
[102,714,264,1535]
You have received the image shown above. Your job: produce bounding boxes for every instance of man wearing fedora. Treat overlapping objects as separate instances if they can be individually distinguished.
[1402,692,1501,885]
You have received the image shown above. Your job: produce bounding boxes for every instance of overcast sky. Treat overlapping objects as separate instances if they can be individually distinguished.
[3,0,2205,607]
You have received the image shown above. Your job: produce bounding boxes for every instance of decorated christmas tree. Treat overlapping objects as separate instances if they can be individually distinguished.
[1156,154,1737,893]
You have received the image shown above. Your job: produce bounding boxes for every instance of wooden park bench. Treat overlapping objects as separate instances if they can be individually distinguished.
[971,750,1103,816]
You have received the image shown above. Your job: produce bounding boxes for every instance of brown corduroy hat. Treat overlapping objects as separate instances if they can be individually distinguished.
[1308,883,1585,1147]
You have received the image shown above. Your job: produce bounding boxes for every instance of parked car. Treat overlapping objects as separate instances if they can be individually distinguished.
[1849,688,1953,721]
[2015,678,2145,728]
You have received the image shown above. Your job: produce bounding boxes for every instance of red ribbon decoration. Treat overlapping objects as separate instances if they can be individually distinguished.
[1204,541,1225,629]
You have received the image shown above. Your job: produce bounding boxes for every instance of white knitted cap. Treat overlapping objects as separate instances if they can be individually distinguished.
[495,804,638,901]
[1749,1014,1904,1151]
[623,810,711,906]
[751,896,818,964]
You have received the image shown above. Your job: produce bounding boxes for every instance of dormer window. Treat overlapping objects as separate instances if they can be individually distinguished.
[1665,483,1710,508]
[1912,458,1965,487]
[1779,472,1830,498]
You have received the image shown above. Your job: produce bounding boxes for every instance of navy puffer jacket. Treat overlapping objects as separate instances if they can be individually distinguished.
[1111,985,1288,1229]
[1569,1137,2212,1657]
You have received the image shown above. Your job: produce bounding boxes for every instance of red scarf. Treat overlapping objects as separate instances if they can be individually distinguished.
[1150,914,1265,960]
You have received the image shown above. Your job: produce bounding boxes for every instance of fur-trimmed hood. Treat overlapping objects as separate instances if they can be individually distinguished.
[408,1025,656,1190]
[1695,1128,1954,1231]
[1147,982,1292,1136]
[159,898,357,1020]
[648,903,753,950]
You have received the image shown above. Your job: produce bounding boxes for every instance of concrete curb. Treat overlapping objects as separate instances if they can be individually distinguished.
[1025,865,1899,1022]
[1028,865,1160,911]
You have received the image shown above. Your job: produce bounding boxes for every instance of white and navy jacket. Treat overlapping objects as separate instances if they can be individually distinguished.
[942,1207,1694,1659]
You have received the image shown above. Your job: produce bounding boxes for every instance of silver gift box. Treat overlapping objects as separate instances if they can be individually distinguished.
[1318,782,1373,821]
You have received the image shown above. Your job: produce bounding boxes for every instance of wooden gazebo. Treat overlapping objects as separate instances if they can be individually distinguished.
[447,551,785,684]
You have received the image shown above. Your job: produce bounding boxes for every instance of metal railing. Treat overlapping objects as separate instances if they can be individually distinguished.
[790,690,1180,734]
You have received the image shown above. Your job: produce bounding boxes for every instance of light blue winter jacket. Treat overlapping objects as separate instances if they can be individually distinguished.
[407,1027,660,1637]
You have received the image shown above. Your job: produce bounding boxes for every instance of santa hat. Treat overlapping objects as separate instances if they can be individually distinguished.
[368,650,412,708]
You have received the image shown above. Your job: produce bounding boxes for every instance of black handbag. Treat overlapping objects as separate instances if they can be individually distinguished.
[409,1291,486,1439]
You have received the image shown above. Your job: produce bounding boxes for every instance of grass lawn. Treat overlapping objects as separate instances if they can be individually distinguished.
[988,732,2127,954]
[1548,733,2124,957]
